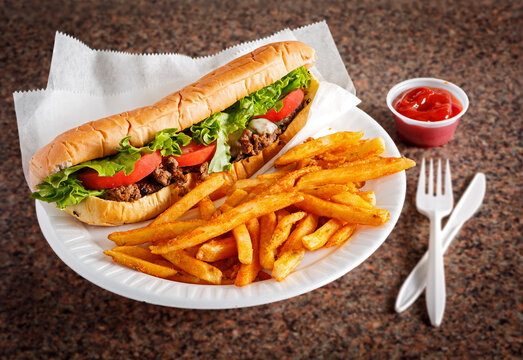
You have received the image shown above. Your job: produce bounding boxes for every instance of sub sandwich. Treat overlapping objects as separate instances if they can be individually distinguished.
[29,41,319,226]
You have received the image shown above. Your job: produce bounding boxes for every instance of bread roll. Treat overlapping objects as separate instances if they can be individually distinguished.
[30,42,318,226]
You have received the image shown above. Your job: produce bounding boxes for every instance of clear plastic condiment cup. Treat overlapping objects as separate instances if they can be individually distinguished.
[386,78,469,147]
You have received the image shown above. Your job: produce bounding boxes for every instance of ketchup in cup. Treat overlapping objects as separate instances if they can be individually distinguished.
[386,78,469,147]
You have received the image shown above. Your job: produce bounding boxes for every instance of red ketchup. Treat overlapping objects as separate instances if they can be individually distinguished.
[392,87,464,147]
[393,87,463,122]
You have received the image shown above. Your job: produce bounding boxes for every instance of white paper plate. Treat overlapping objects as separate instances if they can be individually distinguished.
[36,106,406,309]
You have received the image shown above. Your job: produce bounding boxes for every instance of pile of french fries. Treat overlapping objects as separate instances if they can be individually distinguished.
[104,131,415,287]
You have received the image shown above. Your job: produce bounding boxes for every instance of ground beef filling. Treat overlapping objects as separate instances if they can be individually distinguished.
[235,128,282,161]
[102,158,208,202]
[234,97,308,162]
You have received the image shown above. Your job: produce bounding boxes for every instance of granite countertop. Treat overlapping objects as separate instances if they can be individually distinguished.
[1,0,521,358]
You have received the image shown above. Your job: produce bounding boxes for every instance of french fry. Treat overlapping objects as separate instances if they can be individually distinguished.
[235,218,262,287]
[276,209,291,221]
[274,131,364,166]
[260,211,306,270]
[196,237,237,262]
[108,219,206,246]
[111,246,163,262]
[302,219,344,250]
[151,174,226,225]
[232,224,253,265]
[257,172,289,181]
[262,166,322,195]
[184,245,200,257]
[296,157,416,187]
[150,192,304,254]
[325,223,357,247]
[168,271,211,285]
[295,193,390,226]
[162,249,222,284]
[104,249,178,278]
[279,213,319,254]
[272,249,305,281]
[198,196,216,220]
[218,188,248,213]
[357,191,376,207]
[296,158,314,169]
[259,212,278,271]
[268,211,307,249]
[298,184,353,199]
[320,137,385,163]
[331,191,374,209]
[229,178,265,192]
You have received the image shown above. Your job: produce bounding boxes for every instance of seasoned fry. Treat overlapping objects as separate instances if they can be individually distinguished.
[184,244,200,257]
[272,249,305,281]
[325,223,357,247]
[104,249,178,278]
[276,209,291,221]
[230,178,265,192]
[196,237,237,262]
[260,211,306,270]
[357,191,376,206]
[299,184,353,199]
[256,172,288,181]
[111,246,163,262]
[268,211,307,249]
[295,193,390,226]
[198,196,216,220]
[302,219,344,250]
[259,212,278,271]
[232,224,253,264]
[274,131,364,166]
[262,166,322,195]
[296,158,314,169]
[152,174,226,225]
[150,192,304,254]
[168,271,211,285]
[162,250,222,284]
[331,191,374,209]
[218,188,248,213]
[235,218,262,287]
[320,137,385,163]
[279,213,319,254]
[296,157,416,187]
[108,219,206,246]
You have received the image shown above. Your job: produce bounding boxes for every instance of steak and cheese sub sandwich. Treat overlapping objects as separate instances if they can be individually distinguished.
[30,41,319,226]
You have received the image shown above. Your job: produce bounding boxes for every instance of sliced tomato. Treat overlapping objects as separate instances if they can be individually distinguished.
[255,88,305,122]
[171,141,217,167]
[78,150,162,190]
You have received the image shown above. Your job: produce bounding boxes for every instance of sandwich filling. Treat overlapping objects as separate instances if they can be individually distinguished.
[31,67,312,208]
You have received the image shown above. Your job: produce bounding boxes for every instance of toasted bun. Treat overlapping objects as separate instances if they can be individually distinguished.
[64,183,181,226]
[29,41,316,188]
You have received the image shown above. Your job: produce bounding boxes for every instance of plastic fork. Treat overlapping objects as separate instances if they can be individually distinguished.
[416,158,453,326]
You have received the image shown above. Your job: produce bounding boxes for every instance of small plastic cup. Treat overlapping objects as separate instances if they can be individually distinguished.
[386,78,469,147]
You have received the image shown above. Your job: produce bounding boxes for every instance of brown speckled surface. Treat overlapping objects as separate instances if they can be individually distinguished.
[1,0,522,358]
